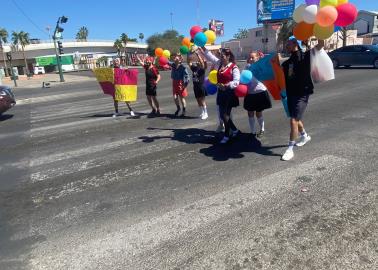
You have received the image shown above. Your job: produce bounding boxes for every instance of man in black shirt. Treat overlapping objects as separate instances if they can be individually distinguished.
[281,38,324,161]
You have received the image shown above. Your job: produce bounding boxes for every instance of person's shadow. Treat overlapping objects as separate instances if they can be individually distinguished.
[140,127,285,161]
[0,114,14,122]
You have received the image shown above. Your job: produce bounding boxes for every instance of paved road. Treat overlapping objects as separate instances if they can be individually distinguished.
[1,68,378,270]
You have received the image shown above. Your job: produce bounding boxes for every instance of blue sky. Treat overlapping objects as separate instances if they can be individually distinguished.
[1,0,374,43]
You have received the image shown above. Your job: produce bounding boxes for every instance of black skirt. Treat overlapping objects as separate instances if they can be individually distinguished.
[243,91,272,112]
[216,88,239,108]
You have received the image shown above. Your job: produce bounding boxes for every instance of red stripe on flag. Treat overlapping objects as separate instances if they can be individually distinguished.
[99,82,115,98]
[114,68,138,85]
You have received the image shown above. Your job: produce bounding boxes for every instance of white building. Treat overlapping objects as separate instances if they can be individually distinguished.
[351,10,378,45]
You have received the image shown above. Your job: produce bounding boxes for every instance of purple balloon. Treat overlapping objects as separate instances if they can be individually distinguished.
[305,0,320,5]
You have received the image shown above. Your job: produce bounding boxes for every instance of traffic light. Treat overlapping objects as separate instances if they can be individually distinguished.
[6,52,12,61]
[60,16,68,24]
[57,41,64,54]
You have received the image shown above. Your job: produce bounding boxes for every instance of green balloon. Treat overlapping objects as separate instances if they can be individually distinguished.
[180,45,189,55]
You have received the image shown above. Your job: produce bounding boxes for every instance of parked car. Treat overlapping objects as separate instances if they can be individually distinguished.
[0,86,16,115]
[328,45,378,69]
[34,66,45,75]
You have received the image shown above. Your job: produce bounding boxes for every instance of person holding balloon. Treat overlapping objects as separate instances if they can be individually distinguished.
[169,53,190,117]
[243,52,272,138]
[280,37,325,161]
[199,46,241,144]
[187,51,209,120]
[136,55,161,116]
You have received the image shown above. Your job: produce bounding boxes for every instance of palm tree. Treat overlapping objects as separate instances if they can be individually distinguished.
[120,33,128,64]
[11,31,30,75]
[0,28,9,76]
[138,33,144,43]
[113,39,123,57]
[277,20,295,52]
[76,26,89,41]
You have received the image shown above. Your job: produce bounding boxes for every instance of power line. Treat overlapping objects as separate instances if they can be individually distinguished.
[11,0,49,37]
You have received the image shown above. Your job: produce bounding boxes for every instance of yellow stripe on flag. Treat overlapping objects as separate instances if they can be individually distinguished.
[114,85,137,102]
[93,68,114,83]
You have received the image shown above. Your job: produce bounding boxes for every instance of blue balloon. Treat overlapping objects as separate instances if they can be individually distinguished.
[240,70,253,84]
[194,32,208,47]
[334,26,342,32]
[206,83,217,95]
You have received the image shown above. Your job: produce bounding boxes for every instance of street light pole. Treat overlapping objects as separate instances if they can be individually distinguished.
[6,52,17,87]
[170,12,174,30]
[53,16,68,83]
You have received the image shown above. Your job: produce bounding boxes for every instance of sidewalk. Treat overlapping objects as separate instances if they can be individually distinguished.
[1,70,97,89]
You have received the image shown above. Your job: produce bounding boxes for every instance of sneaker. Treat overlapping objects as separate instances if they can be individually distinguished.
[130,111,135,117]
[156,110,161,116]
[257,130,265,138]
[201,113,208,120]
[174,109,181,117]
[231,129,240,138]
[180,110,186,117]
[220,136,230,144]
[215,124,225,133]
[296,135,311,147]
[281,149,294,161]
[112,113,120,118]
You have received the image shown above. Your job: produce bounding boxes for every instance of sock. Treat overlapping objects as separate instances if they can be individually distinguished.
[200,106,204,114]
[182,107,186,112]
[203,106,207,114]
[257,116,265,132]
[300,130,307,137]
[288,141,295,151]
[248,117,256,134]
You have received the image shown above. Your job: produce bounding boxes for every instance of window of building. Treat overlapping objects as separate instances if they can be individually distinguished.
[255,30,263,37]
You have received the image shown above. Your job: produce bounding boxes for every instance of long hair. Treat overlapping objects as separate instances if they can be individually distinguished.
[221,48,236,64]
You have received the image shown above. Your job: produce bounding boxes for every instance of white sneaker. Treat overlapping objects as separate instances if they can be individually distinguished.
[201,113,208,120]
[296,135,311,147]
[220,136,230,144]
[112,113,120,118]
[281,149,294,161]
[130,111,135,117]
[215,124,225,133]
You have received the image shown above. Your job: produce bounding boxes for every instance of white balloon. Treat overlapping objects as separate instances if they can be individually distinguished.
[303,5,318,24]
[293,4,307,23]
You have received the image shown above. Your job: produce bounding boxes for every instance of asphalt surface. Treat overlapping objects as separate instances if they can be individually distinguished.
[0,68,378,270]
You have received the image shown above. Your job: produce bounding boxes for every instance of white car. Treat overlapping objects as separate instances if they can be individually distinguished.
[34,66,45,75]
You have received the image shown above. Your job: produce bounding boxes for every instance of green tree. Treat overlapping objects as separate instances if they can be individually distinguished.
[97,56,108,67]
[277,20,295,52]
[120,33,128,63]
[146,30,184,56]
[11,31,30,75]
[138,33,144,43]
[113,39,123,57]
[76,26,89,41]
[233,28,249,39]
[0,28,9,76]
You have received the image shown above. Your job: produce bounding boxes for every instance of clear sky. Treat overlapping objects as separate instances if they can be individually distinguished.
[1,0,375,43]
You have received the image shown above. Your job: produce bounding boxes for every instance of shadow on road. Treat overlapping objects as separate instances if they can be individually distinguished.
[0,114,14,122]
[141,127,285,161]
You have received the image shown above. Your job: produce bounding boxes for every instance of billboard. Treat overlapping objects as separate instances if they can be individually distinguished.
[257,0,295,24]
[209,19,224,37]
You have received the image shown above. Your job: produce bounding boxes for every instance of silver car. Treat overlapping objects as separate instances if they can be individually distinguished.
[328,45,378,69]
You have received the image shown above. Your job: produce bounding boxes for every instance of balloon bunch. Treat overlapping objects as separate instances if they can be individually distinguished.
[235,70,253,97]
[293,0,358,40]
[155,47,171,66]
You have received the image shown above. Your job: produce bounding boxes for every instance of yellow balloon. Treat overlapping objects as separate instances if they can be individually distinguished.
[320,0,337,8]
[338,0,348,4]
[314,24,334,40]
[204,30,216,44]
[208,70,218,84]
[163,50,171,58]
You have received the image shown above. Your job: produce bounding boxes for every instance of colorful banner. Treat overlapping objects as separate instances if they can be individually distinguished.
[208,19,224,36]
[93,68,138,101]
[257,0,295,24]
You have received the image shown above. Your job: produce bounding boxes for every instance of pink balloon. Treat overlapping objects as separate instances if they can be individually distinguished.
[335,3,358,27]
[190,25,202,39]
[235,84,248,97]
[159,57,168,66]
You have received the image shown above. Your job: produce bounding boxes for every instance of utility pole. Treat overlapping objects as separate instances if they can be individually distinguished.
[170,12,174,30]
[53,16,68,82]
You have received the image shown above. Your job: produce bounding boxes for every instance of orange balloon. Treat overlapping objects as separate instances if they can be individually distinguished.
[182,37,191,47]
[293,22,314,41]
[155,48,164,57]
[316,6,338,27]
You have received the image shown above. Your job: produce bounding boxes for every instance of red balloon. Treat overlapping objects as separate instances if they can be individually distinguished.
[235,84,248,97]
[159,57,168,66]
[190,25,202,39]
[335,3,358,27]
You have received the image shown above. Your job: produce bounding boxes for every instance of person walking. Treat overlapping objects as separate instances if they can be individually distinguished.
[280,38,324,161]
